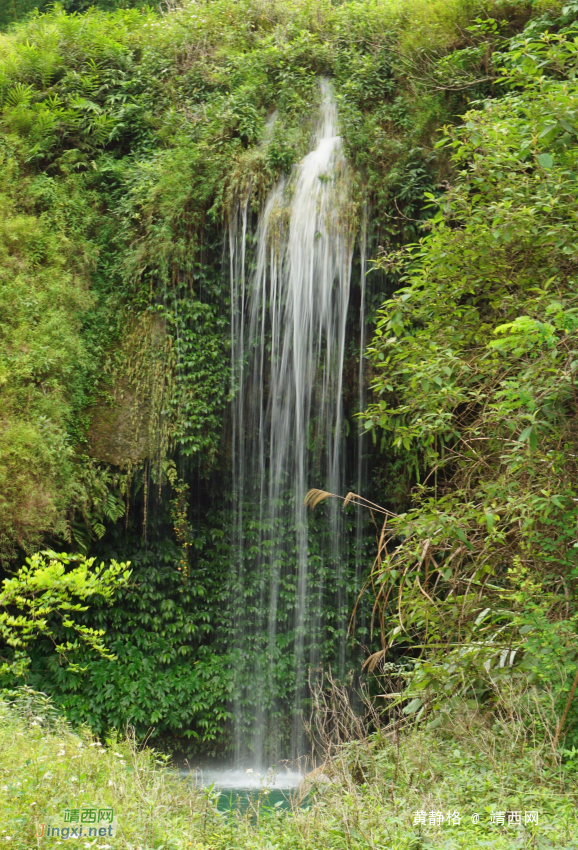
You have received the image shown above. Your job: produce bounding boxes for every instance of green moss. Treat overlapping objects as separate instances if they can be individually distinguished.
[0,154,92,558]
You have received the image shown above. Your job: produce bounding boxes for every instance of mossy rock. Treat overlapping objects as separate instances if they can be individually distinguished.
[88,313,173,467]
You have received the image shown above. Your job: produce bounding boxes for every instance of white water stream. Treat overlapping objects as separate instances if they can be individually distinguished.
[229,81,356,764]
[190,767,304,791]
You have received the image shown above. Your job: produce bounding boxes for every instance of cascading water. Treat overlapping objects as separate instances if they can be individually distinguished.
[229,81,357,765]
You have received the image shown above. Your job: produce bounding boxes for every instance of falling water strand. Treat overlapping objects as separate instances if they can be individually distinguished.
[355,207,368,586]
[230,82,354,764]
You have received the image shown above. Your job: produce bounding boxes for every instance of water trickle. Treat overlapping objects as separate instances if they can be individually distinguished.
[230,81,356,764]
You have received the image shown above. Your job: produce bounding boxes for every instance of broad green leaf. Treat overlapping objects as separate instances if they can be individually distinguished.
[536,153,553,168]
[403,697,422,715]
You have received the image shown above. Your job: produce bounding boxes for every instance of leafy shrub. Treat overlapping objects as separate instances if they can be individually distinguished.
[0,550,129,675]
[25,538,232,748]
[364,5,578,742]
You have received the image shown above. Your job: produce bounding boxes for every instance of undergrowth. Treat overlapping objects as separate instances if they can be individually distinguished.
[358,0,578,748]
[1,688,578,850]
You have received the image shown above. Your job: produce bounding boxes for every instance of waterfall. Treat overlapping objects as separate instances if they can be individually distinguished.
[355,208,368,587]
[229,81,355,765]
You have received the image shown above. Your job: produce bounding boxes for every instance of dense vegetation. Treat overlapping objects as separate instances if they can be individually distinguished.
[2,0,578,811]
[0,0,486,565]
[0,0,508,745]
[2,690,577,849]
[363,0,578,746]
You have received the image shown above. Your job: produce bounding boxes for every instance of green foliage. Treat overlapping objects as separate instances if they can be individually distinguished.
[364,6,578,743]
[332,0,530,242]
[0,550,130,676]
[24,536,232,746]
[0,150,91,558]
[0,0,148,33]
[0,0,561,746]
[0,0,534,560]
[2,692,578,849]
[0,0,335,558]
[162,288,231,463]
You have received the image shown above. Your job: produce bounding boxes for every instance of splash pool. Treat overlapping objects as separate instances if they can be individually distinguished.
[183,766,305,811]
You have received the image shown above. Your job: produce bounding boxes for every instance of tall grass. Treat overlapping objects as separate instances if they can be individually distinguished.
[1,687,577,849]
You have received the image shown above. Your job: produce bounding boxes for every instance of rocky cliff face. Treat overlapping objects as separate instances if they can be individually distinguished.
[89,314,172,468]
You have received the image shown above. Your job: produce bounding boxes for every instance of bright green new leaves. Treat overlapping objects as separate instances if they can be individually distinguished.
[0,550,130,675]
